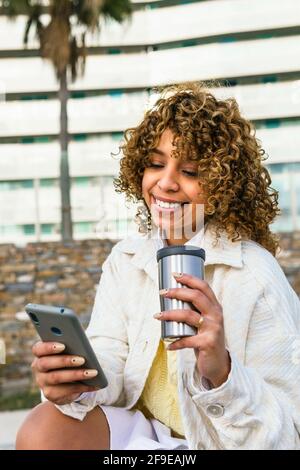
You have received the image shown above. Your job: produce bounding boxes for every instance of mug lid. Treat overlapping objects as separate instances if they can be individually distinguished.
[156,245,205,262]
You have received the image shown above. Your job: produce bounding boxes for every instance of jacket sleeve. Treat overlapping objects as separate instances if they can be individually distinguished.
[56,247,128,421]
[184,268,300,449]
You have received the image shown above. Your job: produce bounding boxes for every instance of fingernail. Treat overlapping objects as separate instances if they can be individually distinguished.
[71,356,85,366]
[153,312,162,319]
[159,289,169,295]
[172,272,183,278]
[84,369,98,378]
[53,343,65,352]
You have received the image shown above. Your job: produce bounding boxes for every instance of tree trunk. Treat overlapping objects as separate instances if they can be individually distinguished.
[58,67,73,242]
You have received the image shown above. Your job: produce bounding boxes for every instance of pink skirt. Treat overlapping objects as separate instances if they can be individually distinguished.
[100,405,189,450]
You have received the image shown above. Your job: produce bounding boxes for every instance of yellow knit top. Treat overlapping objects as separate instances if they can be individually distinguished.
[134,339,185,438]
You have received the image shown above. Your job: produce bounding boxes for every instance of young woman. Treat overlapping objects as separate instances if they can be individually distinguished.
[17,83,300,450]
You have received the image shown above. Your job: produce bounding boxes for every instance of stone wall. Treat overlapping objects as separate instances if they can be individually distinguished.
[0,233,299,400]
[276,232,300,294]
[0,239,115,397]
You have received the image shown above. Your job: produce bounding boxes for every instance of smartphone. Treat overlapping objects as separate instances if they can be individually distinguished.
[25,303,108,389]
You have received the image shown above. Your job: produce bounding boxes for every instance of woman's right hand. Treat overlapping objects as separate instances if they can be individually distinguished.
[31,341,100,406]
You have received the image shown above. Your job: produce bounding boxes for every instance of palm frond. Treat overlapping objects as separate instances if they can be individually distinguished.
[23,3,44,46]
[69,33,87,81]
[40,16,71,78]
[101,0,132,24]
[73,0,103,30]
[3,0,132,81]
[1,0,37,17]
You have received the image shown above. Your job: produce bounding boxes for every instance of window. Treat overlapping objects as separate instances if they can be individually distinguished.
[108,49,122,54]
[281,119,300,127]
[71,91,87,99]
[265,119,281,129]
[109,90,123,98]
[268,163,300,232]
[267,164,284,174]
[0,224,36,237]
[73,177,91,187]
[261,76,277,84]
[182,40,197,47]
[111,132,123,141]
[0,225,21,236]
[23,224,35,235]
[40,178,58,188]
[219,36,237,43]
[226,79,238,87]
[256,33,273,40]
[73,134,87,142]
[41,224,56,235]
[0,180,34,190]
[295,169,300,228]
[21,94,49,101]
[74,222,94,234]
[21,137,35,144]
[35,137,51,143]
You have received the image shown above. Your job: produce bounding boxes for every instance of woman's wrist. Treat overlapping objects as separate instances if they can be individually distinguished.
[205,353,231,389]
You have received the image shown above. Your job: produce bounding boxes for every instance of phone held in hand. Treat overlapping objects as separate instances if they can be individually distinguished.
[25,303,108,389]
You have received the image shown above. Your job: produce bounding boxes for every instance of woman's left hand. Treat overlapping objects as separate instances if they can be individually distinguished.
[155,273,231,389]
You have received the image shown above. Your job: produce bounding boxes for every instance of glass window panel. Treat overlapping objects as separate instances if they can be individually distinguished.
[219,37,236,43]
[109,90,123,98]
[264,162,300,231]
[0,225,22,236]
[74,222,94,234]
[73,177,91,187]
[182,39,197,47]
[0,180,33,190]
[41,224,55,235]
[35,137,50,143]
[265,119,281,129]
[21,137,34,144]
[261,76,278,83]
[73,134,87,142]
[111,132,123,141]
[292,165,300,230]
[23,224,35,235]
[40,178,58,188]
[267,164,285,174]
[21,180,34,189]
[108,49,121,55]
[281,119,300,127]
[71,91,86,99]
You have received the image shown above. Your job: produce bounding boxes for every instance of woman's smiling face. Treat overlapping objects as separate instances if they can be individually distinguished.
[142,128,206,245]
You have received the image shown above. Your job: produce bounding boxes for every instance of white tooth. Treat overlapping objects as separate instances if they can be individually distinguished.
[155,199,181,209]
[155,198,181,209]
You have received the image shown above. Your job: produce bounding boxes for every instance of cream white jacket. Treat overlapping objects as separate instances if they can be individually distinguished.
[57,226,300,450]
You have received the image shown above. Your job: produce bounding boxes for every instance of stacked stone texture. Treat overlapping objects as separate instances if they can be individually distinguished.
[0,233,299,399]
[0,239,115,397]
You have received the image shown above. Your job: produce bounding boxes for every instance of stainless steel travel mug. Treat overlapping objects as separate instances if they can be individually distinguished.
[157,245,206,339]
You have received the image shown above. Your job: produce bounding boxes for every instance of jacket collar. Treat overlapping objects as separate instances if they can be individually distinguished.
[117,224,243,284]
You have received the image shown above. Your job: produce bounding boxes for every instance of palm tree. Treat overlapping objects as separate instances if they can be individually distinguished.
[2,0,132,241]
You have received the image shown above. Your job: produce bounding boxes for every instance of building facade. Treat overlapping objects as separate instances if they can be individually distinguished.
[0,0,300,244]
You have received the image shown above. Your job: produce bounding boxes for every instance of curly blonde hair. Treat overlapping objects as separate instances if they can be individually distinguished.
[114,82,280,255]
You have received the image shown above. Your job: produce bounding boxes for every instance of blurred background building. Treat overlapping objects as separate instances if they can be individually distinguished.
[0,0,300,244]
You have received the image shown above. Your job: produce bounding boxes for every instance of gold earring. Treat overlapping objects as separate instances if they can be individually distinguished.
[134,203,152,234]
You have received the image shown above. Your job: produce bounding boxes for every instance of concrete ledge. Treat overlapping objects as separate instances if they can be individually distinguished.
[0,409,29,450]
